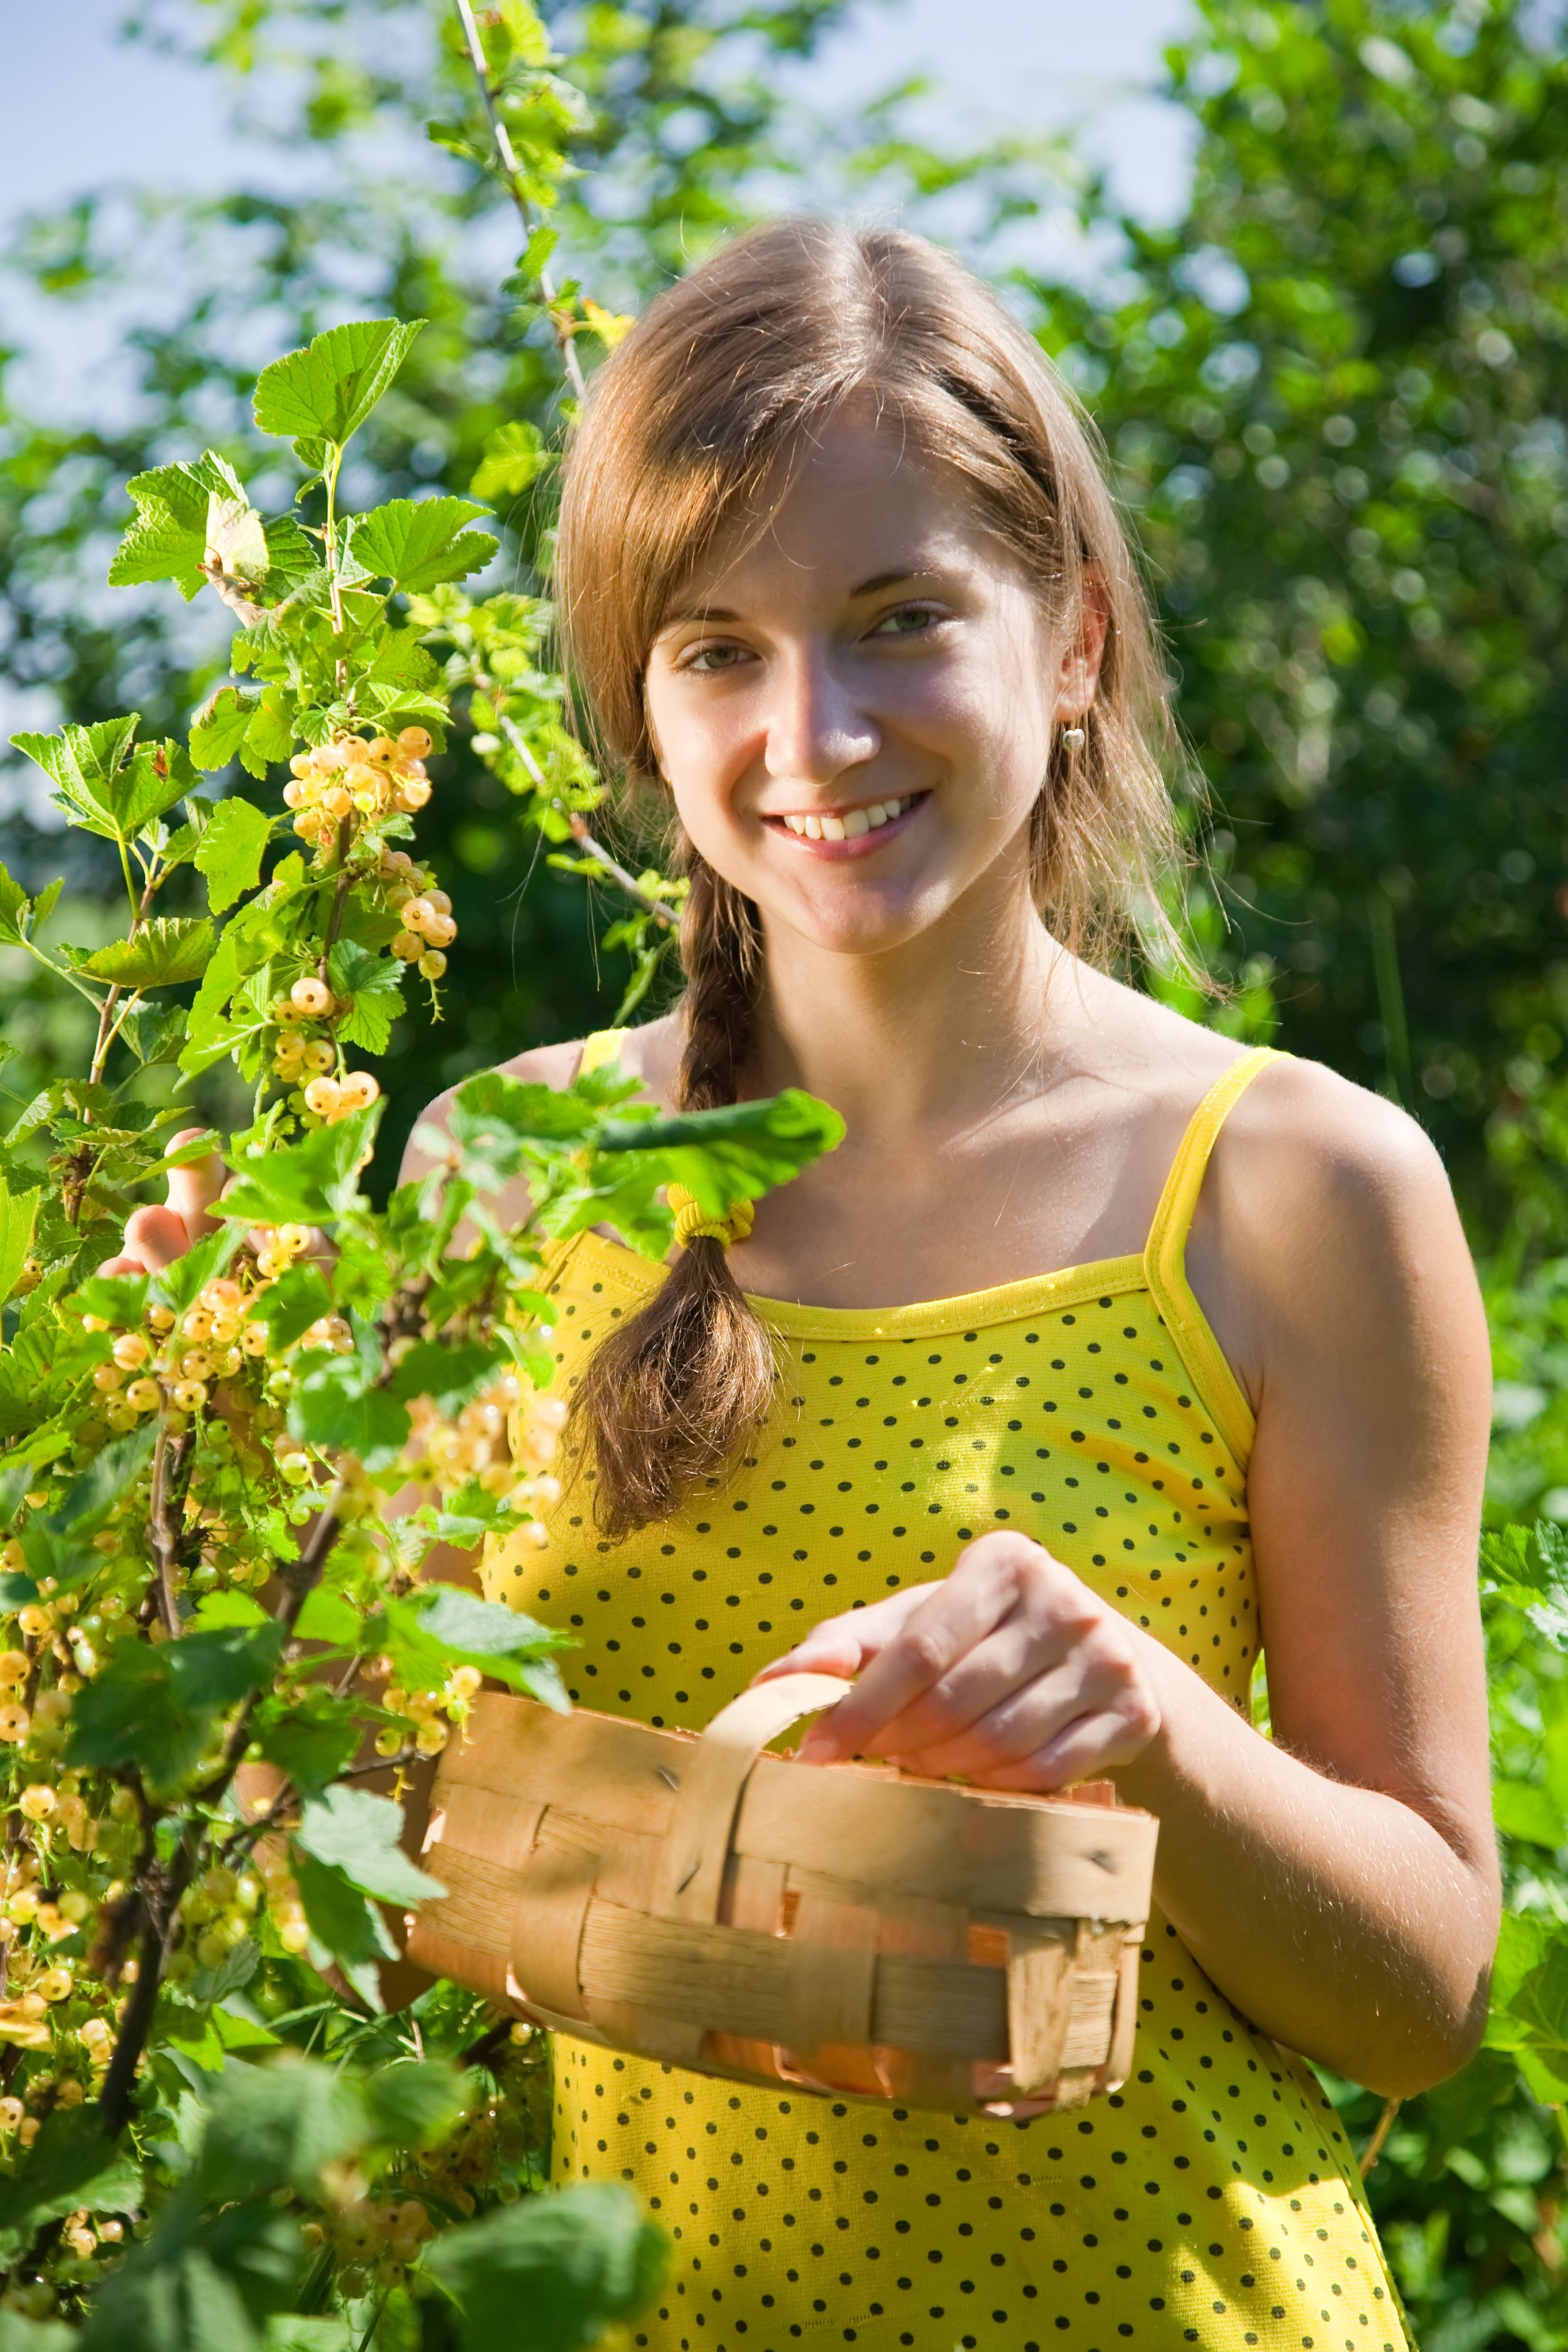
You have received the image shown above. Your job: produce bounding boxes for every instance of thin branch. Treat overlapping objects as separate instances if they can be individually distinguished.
[565,812,676,928]
[452,0,587,400]
[1359,2096,1400,2178]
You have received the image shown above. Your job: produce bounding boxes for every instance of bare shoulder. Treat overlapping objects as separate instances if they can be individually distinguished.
[396,1016,683,1187]
[1211,1052,1453,1244]
[1195,1051,1488,1407]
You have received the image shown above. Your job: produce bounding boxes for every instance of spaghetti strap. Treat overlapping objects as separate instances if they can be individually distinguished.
[578,1026,630,1076]
[1142,1045,1284,1466]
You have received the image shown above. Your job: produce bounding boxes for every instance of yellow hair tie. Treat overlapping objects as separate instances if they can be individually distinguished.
[667,1184,755,1250]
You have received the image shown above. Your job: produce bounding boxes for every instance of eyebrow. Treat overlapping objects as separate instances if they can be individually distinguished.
[659,566,950,631]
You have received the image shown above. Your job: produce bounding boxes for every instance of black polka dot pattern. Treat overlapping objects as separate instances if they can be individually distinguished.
[484,1234,1411,2351]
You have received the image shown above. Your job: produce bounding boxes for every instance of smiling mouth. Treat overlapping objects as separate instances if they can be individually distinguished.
[770,793,923,842]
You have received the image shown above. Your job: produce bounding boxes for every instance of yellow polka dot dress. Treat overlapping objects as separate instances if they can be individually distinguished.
[482,1044,1412,2352]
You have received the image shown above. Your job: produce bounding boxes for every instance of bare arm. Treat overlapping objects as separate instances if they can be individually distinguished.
[762,1062,1498,2099]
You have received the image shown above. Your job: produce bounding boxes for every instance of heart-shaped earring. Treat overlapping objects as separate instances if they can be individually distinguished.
[1062,725,1086,751]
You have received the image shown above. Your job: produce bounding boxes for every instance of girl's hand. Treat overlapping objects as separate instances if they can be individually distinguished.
[754,1529,1163,1793]
[97,1128,227,1276]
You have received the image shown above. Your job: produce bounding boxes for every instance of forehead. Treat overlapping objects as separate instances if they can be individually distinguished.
[665,405,1005,617]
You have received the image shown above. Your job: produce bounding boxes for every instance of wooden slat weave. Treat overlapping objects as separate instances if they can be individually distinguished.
[406,1675,1157,2117]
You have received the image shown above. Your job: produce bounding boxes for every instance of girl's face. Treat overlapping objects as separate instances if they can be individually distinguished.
[644,408,1096,961]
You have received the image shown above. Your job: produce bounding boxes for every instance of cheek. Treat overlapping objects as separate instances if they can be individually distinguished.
[645,675,753,803]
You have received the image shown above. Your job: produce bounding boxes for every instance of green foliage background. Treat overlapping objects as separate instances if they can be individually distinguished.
[9,0,1568,2341]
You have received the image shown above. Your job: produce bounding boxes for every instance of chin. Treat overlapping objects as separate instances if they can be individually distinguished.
[768,878,955,959]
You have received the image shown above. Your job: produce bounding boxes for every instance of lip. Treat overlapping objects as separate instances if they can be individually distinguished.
[761,792,928,859]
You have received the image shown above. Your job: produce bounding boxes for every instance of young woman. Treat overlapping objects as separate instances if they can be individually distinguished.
[124,220,1496,2350]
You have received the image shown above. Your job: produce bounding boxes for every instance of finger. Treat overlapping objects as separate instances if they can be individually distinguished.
[964,1697,1162,1795]
[797,1546,1029,1763]
[883,1646,1121,1782]
[123,1205,196,1273]
[96,1253,148,1279]
[755,1586,935,1692]
[164,1129,226,1244]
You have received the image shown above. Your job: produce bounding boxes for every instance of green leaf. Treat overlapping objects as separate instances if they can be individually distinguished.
[351,497,497,593]
[0,2106,141,2235]
[390,1339,504,1414]
[0,862,32,945]
[109,451,247,600]
[263,2323,354,2352]
[326,938,404,1054]
[77,918,216,990]
[361,2058,465,2149]
[190,687,260,771]
[12,716,140,840]
[425,2185,667,2351]
[287,1355,410,1469]
[253,1690,361,1797]
[0,2314,76,2352]
[252,1261,334,1351]
[218,1106,382,1227]
[197,2058,366,2203]
[597,1088,845,1214]
[1483,1909,1568,2101]
[471,419,551,502]
[443,1069,597,1188]
[292,1585,362,1647]
[253,319,425,462]
[293,1784,446,1907]
[389,1585,570,1707]
[0,1182,39,1307]
[194,797,273,912]
[294,1848,397,1974]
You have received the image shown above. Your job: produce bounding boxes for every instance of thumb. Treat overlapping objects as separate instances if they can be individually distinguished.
[164,1129,226,1245]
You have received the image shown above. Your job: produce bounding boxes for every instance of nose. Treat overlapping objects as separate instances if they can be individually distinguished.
[764,643,879,790]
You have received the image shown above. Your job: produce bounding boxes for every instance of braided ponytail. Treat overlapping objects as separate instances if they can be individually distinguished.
[574,847,777,1537]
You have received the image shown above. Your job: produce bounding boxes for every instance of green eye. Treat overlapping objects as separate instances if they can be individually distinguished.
[872,607,940,638]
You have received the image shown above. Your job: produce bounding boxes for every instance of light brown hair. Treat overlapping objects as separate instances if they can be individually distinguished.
[555,216,1187,1537]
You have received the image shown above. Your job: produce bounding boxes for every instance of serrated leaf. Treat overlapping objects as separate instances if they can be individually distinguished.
[12,716,140,840]
[194,797,273,911]
[76,917,215,990]
[293,1784,445,1907]
[598,1088,845,1214]
[352,497,497,592]
[388,1584,569,1707]
[0,1182,39,1307]
[109,452,246,600]
[0,861,31,945]
[190,686,260,771]
[206,489,270,585]
[218,1105,381,1226]
[253,319,425,460]
[471,418,551,501]
[253,1260,334,1350]
[325,938,403,1054]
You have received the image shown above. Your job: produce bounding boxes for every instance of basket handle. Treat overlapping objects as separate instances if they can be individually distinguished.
[649,1671,853,1929]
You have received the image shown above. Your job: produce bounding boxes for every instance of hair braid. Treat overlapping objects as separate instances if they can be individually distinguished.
[574,848,777,1536]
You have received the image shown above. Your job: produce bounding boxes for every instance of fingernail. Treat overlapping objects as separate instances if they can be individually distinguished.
[794,1731,833,1765]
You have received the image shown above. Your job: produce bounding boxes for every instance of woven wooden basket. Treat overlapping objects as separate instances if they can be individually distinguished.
[405,1672,1158,2117]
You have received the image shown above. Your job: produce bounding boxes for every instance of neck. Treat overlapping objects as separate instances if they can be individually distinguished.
[745,874,1071,1145]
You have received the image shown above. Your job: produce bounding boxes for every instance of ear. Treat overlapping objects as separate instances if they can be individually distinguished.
[1055,566,1110,721]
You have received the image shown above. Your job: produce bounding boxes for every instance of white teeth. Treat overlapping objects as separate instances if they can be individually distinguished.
[779,795,915,836]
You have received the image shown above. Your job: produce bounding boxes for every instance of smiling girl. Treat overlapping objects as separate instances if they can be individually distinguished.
[410,220,1497,2351]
